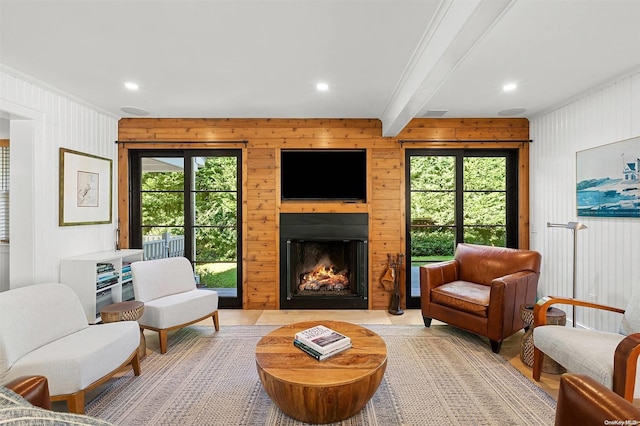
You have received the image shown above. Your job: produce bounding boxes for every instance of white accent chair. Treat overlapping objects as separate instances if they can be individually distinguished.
[532,295,640,402]
[0,283,141,414]
[131,257,219,354]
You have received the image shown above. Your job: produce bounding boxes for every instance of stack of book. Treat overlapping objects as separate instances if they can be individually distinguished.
[96,262,119,290]
[293,325,352,361]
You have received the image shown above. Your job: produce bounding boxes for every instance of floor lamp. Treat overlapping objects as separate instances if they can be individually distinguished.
[547,221,588,327]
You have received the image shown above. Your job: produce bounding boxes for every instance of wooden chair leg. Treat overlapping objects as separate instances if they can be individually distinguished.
[131,351,141,375]
[159,330,168,354]
[533,346,544,381]
[66,391,85,414]
[212,310,220,331]
[490,340,502,354]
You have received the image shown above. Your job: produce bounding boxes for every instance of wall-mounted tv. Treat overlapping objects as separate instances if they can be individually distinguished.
[281,150,367,201]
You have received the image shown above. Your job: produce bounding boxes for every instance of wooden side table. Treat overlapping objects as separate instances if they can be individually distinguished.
[519,304,566,374]
[101,300,146,361]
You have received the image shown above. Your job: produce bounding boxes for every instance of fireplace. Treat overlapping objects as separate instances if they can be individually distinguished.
[280,213,368,309]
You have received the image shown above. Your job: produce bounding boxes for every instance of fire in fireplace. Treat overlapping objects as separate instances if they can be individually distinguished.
[280,213,368,309]
[299,259,349,292]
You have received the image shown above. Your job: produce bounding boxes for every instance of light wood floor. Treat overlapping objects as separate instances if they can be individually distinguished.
[172,308,562,401]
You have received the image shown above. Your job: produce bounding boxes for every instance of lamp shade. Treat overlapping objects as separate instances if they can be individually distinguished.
[565,222,587,230]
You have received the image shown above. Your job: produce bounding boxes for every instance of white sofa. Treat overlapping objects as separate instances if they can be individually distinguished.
[131,256,219,354]
[0,283,140,413]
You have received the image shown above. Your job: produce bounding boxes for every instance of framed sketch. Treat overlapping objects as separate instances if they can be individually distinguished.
[576,136,640,218]
[59,148,113,226]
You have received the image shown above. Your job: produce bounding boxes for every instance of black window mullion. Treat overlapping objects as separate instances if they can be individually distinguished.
[455,152,464,246]
[505,150,518,247]
[183,152,194,262]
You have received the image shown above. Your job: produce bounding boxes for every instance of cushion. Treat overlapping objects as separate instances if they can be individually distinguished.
[1,321,139,395]
[139,289,219,329]
[534,325,640,398]
[0,283,88,374]
[431,281,489,317]
[131,257,196,302]
[619,293,640,336]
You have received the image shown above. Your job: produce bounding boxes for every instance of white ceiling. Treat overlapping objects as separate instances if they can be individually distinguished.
[1,0,639,136]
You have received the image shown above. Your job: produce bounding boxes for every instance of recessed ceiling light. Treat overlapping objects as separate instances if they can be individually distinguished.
[503,83,517,91]
[124,82,139,91]
[316,82,329,91]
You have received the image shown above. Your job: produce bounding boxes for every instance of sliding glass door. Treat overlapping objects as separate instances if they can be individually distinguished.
[405,149,518,308]
[129,149,242,308]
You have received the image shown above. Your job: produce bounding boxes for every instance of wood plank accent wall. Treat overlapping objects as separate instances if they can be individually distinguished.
[118,118,529,310]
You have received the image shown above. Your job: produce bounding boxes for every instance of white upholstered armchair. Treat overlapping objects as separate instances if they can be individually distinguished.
[131,257,219,354]
[0,283,141,413]
[532,295,640,402]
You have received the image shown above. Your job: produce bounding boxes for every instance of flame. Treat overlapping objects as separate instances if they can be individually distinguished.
[299,263,349,291]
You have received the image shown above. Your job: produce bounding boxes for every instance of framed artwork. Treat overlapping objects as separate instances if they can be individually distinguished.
[59,148,113,226]
[576,136,639,218]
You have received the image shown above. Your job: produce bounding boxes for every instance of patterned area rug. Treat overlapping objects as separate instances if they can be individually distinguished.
[86,325,556,425]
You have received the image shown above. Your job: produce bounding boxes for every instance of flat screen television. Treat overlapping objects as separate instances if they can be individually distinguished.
[281,150,366,201]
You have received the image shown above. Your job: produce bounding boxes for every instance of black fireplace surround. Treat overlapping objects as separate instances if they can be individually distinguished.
[280,213,368,309]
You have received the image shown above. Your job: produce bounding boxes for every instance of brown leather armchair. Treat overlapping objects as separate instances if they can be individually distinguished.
[420,243,541,353]
[555,374,640,425]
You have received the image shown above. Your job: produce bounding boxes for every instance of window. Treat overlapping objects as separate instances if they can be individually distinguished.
[405,149,518,308]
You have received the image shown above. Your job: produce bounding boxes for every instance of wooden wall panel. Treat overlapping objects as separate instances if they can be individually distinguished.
[244,148,278,309]
[118,117,529,310]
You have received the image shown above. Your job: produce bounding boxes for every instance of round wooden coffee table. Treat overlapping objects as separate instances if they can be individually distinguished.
[255,321,387,424]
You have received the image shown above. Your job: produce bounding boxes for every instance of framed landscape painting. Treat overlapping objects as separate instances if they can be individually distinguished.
[59,148,113,226]
[576,136,640,218]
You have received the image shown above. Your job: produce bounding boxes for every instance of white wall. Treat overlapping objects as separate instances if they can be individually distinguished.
[0,66,119,290]
[530,71,640,331]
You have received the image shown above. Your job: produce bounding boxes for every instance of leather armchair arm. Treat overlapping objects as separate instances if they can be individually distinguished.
[419,260,458,292]
[3,375,51,409]
[419,260,459,318]
[555,374,640,425]
[491,270,536,290]
[614,333,640,401]
[534,295,625,327]
[487,271,538,334]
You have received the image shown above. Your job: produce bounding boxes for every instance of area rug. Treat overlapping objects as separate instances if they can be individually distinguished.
[86,325,556,425]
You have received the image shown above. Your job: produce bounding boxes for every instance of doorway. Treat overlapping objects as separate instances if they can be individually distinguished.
[129,149,242,308]
[405,149,519,308]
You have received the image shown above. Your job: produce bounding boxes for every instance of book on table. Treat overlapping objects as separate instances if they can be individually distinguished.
[293,339,352,361]
[294,325,351,354]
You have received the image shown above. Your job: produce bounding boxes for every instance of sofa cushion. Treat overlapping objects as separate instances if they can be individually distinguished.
[0,283,88,375]
[534,325,640,398]
[132,257,196,302]
[431,281,489,317]
[2,321,139,395]
[139,289,219,329]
